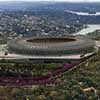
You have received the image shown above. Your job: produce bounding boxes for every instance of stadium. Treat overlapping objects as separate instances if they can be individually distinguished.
[7,36,95,57]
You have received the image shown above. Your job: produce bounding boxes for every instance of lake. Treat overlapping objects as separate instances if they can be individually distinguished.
[74,24,100,35]
[65,10,100,16]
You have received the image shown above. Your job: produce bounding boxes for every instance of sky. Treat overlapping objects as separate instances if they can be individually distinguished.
[0,0,100,2]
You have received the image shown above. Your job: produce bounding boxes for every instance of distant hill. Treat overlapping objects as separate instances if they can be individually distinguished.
[0,2,100,24]
[0,1,100,12]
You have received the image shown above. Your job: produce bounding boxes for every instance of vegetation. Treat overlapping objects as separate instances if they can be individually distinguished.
[0,63,62,76]
[0,51,100,100]
[0,2,100,100]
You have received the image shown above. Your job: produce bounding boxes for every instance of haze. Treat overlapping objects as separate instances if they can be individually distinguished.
[0,0,100,2]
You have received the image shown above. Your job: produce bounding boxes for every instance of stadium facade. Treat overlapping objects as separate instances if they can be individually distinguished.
[7,36,95,57]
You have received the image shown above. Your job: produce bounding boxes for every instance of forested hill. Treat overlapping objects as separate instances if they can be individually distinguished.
[0,51,100,100]
[0,1,100,12]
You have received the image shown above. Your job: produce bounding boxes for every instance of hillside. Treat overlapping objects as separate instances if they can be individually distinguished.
[0,51,100,100]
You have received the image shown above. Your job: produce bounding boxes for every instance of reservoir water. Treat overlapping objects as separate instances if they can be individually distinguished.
[75,24,100,35]
[65,10,100,16]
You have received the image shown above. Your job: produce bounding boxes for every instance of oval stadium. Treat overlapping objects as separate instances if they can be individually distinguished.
[7,36,95,57]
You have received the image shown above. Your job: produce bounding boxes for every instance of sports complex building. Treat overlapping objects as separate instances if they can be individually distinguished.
[7,36,96,63]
